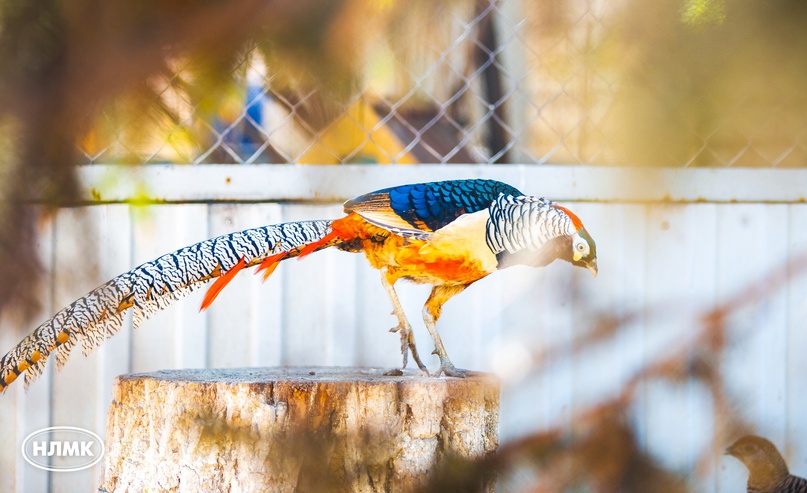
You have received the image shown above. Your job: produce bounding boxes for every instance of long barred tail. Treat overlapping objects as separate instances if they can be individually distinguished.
[0,220,333,392]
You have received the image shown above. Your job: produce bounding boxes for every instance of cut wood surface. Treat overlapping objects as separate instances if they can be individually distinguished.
[100,367,500,493]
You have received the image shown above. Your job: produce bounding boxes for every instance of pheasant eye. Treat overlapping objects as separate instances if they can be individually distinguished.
[576,243,586,252]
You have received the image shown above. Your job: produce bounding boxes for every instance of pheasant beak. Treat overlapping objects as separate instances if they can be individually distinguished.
[586,259,598,277]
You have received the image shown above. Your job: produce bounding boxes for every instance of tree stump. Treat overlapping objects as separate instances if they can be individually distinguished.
[100,367,499,492]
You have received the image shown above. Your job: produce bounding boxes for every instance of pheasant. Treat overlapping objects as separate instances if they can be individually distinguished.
[0,178,597,390]
[727,435,807,493]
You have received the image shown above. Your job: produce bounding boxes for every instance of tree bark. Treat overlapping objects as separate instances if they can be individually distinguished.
[100,367,499,493]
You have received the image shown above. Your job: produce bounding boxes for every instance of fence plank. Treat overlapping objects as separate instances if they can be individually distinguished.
[0,208,54,493]
[354,253,411,369]
[639,205,720,478]
[683,204,719,493]
[278,204,355,366]
[786,204,807,477]
[130,204,210,373]
[206,204,284,368]
[718,204,789,431]
[50,205,131,493]
[642,204,695,469]
[715,204,791,493]
[74,164,807,204]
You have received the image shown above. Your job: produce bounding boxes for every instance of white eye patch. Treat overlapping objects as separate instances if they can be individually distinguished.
[572,235,589,261]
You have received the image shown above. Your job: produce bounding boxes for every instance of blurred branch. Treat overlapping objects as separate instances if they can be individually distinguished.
[431,248,807,491]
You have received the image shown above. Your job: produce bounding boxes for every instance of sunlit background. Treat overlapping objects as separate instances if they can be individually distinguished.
[1,0,807,491]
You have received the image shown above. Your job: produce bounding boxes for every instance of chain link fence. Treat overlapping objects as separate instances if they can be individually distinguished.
[79,0,807,167]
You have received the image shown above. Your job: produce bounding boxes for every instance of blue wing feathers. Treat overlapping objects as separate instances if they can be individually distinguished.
[345,179,522,232]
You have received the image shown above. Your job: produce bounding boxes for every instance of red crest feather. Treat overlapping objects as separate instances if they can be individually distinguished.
[552,204,584,230]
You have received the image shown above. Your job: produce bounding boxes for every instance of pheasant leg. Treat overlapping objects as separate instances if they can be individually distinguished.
[422,284,470,378]
[380,268,427,372]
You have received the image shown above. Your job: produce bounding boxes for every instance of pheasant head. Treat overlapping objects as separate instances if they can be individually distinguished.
[486,195,598,275]
[726,435,791,492]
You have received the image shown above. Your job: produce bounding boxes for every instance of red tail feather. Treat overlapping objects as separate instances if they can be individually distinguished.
[255,251,290,281]
[297,229,340,260]
[200,257,246,311]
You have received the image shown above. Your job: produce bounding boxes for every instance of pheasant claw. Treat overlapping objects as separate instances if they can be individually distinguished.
[437,360,471,378]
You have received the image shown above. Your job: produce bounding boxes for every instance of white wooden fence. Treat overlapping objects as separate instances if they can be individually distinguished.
[1,164,806,492]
